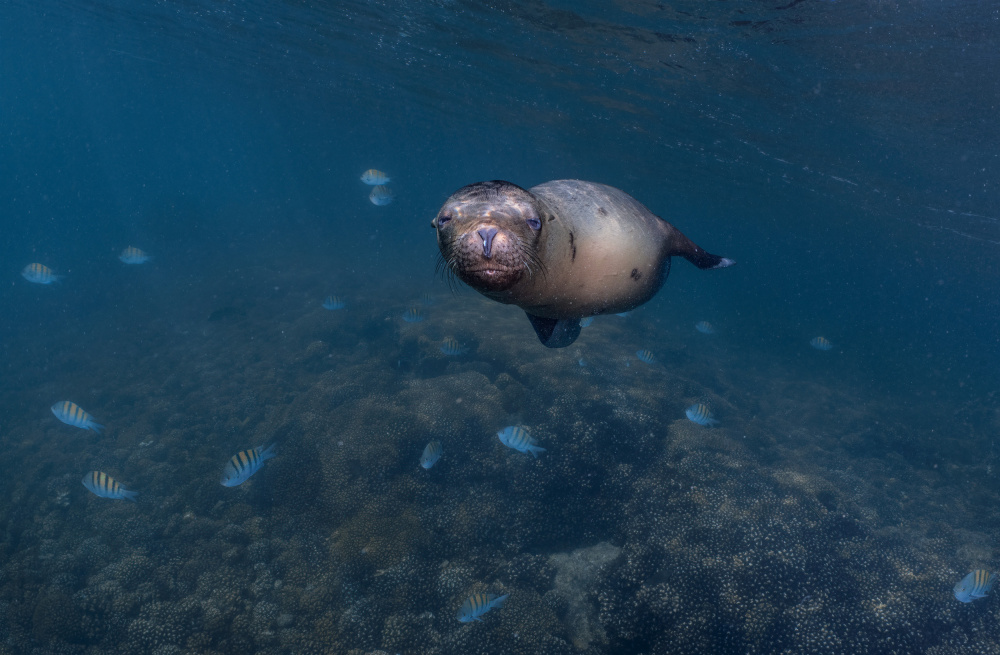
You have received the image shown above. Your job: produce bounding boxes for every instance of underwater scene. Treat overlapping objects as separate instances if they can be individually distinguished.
[2,1,1000,654]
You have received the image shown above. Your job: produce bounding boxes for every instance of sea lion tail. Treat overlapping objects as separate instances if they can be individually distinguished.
[525,313,582,348]
[667,229,735,270]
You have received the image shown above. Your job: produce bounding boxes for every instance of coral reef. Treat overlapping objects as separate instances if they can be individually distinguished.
[1,264,998,654]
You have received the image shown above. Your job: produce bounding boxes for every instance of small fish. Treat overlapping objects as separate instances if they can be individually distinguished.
[695,321,716,335]
[402,307,425,323]
[497,426,546,458]
[615,311,632,318]
[420,440,443,469]
[685,403,719,427]
[360,168,390,185]
[322,295,346,310]
[221,444,277,487]
[440,337,468,356]
[954,570,996,603]
[577,358,587,367]
[636,349,655,364]
[82,471,137,501]
[456,593,508,622]
[51,401,104,433]
[810,336,833,351]
[369,185,394,206]
[22,263,61,285]
[580,316,594,328]
[119,246,151,264]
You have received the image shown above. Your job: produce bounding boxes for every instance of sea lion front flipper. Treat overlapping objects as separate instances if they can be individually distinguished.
[666,228,735,270]
[525,313,582,348]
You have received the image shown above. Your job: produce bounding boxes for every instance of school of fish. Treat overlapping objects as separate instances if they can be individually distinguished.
[20,204,896,630]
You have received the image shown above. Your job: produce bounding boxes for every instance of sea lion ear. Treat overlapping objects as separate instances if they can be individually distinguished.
[524,313,581,348]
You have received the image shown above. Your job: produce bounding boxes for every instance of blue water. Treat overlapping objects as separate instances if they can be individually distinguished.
[2,1,999,653]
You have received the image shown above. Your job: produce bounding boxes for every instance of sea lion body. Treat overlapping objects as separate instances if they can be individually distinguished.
[433,179,733,347]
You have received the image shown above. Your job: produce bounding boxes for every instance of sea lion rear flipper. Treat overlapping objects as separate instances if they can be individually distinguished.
[525,313,581,348]
[667,229,735,270]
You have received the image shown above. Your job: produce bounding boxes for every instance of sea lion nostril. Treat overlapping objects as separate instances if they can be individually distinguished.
[477,227,498,258]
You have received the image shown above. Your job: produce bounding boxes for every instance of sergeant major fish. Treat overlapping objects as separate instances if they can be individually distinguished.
[636,349,655,364]
[497,426,546,458]
[119,246,151,264]
[22,263,61,285]
[954,570,996,603]
[440,337,468,356]
[420,440,443,469]
[323,295,346,310]
[82,471,137,501]
[685,403,719,427]
[695,321,716,334]
[402,307,425,323]
[369,185,394,206]
[456,592,508,622]
[361,169,390,185]
[810,336,833,351]
[51,401,104,433]
[221,444,277,487]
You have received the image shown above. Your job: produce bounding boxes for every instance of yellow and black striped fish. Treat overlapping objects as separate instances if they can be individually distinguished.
[82,471,137,501]
[685,403,719,427]
[360,169,390,185]
[954,570,996,602]
[221,444,277,487]
[22,263,61,285]
[51,401,104,433]
[402,307,425,323]
[810,336,833,351]
[497,426,546,458]
[456,592,508,622]
[369,184,394,206]
[119,246,151,264]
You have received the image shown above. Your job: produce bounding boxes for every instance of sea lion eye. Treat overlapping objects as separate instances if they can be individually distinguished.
[437,214,452,227]
[526,216,541,231]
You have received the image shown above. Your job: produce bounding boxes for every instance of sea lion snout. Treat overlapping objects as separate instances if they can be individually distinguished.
[477,227,498,258]
[451,225,524,291]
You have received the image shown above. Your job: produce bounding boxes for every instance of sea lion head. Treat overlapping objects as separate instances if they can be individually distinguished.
[432,180,546,293]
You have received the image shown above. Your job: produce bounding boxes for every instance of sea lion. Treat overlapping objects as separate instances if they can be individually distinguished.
[432,179,734,348]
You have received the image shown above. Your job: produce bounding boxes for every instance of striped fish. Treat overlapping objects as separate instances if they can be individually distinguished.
[369,185,394,206]
[810,336,833,351]
[636,349,655,364]
[21,263,61,285]
[402,307,425,323]
[322,295,346,310]
[685,403,719,427]
[360,168,390,185]
[580,316,594,328]
[456,592,508,622]
[82,471,137,501]
[420,440,443,469]
[695,321,716,334]
[440,337,468,356]
[954,570,996,603]
[497,426,546,458]
[119,246,151,264]
[51,401,104,433]
[221,444,277,487]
